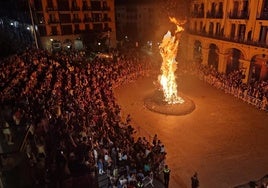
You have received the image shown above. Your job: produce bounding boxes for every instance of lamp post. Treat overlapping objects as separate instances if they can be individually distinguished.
[27,0,38,49]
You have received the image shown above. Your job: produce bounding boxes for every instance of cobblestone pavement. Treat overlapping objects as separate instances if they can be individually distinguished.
[114,74,268,188]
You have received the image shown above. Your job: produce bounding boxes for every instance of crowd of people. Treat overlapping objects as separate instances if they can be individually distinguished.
[180,62,268,111]
[0,47,165,187]
[1,45,267,187]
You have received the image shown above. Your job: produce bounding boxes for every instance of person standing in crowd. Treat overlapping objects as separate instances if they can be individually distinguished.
[163,165,170,187]
[191,172,199,188]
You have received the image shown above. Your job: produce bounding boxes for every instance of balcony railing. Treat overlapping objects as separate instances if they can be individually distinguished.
[46,7,58,11]
[229,11,249,19]
[188,30,268,49]
[48,19,60,24]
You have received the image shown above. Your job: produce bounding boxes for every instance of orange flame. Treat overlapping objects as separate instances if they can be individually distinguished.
[158,17,185,104]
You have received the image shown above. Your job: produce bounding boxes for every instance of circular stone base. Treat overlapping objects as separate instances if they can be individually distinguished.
[144,90,195,116]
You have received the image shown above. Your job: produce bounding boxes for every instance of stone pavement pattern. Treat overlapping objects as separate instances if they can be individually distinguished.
[114,74,268,188]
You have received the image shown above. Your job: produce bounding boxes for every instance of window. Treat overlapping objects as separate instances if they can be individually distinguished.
[47,0,53,8]
[34,0,43,11]
[74,24,80,33]
[92,13,102,22]
[200,21,203,32]
[209,22,214,35]
[61,25,73,35]
[238,24,246,41]
[36,13,44,24]
[216,23,220,36]
[262,0,268,17]
[85,24,90,30]
[59,14,71,23]
[91,1,101,10]
[38,26,46,36]
[230,24,236,39]
[259,26,268,44]
[57,0,70,11]
[93,23,103,31]
[51,26,58,35]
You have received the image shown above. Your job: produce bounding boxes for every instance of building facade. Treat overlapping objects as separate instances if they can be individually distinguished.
[31,0,116,51]
[187,0,268,83]
[115,0,159,46]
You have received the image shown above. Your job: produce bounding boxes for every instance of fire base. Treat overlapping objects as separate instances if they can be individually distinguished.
[144,90,195,116]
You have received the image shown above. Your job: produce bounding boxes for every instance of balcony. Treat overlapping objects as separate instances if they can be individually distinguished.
[206,11,223,19]
[191,11,204,18]
[188,30,268,48]
[229,11,249,19]
[46,7,58,12]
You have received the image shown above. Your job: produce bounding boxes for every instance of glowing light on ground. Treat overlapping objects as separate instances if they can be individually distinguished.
[158,17,186,104]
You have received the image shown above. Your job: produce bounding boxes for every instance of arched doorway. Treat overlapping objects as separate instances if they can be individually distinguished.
[208,44,219,69]
[226,48,244,74]
[250,54,268,82]
[193,40,202,63]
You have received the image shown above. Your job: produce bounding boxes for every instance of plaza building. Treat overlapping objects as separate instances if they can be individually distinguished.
[187,0,268,83]
[30,0,116,51]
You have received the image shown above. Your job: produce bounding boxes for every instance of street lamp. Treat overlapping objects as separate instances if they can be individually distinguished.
[27,0,38,49]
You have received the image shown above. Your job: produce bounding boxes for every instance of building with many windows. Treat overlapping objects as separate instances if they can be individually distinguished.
[187,0,268,83]
[31,0,116,51]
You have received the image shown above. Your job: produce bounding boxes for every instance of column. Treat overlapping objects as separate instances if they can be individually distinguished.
[186,39,194,63]
[218,52,228,73]
[239,59,251,83]
[202,47,209,66]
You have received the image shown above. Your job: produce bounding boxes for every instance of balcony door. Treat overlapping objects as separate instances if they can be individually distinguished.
[259,26,268,44]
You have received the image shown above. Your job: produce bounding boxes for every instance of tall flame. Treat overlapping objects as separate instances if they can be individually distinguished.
[159,17,185,104]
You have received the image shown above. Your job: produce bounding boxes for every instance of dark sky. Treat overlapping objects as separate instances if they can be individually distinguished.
[0,0,29,22]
